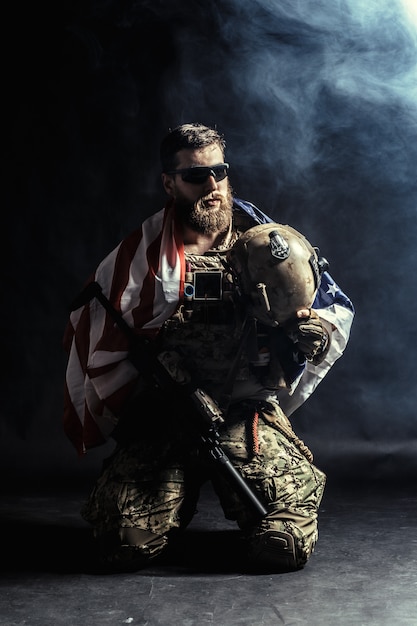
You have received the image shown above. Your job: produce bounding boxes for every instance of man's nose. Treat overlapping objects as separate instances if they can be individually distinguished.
[204,174,218,193]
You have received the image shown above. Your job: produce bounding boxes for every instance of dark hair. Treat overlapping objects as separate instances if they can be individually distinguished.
[160,123,226,172]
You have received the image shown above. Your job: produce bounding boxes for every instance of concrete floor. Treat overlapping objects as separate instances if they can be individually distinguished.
[0,477,416,626]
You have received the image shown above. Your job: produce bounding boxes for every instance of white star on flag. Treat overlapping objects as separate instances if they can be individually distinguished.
[327,282,339,297]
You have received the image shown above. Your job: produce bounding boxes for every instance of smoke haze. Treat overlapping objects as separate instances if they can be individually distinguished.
[4,0,417,479]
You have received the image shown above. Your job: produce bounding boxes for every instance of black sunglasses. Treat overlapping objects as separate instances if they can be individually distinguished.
[165,163,229,184]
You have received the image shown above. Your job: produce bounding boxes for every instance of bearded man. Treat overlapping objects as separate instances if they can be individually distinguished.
[64,123,354,572]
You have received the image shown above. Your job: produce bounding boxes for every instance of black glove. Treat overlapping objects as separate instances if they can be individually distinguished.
[283,309,329,364]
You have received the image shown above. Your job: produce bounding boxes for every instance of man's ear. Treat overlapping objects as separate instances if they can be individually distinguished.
[161,173,175,195]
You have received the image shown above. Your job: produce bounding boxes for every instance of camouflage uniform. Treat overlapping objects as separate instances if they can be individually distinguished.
[82,241,326,571]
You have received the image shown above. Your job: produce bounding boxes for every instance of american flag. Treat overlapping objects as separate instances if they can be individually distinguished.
[63,198,354,455]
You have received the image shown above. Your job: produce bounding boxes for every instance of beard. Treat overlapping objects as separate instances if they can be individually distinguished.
[174,182,234,235]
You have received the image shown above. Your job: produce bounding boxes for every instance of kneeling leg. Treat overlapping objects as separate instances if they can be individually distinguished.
[215,403,326,572]
[82,441,200,571]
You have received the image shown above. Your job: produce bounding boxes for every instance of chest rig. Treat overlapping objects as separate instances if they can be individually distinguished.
[159,226,250,391]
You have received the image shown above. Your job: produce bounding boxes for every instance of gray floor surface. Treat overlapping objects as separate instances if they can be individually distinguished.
[0,479,416,626]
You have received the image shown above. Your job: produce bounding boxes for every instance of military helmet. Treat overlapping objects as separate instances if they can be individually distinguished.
[226,223,327,326]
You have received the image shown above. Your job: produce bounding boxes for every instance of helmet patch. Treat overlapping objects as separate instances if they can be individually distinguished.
[269,230,290,260]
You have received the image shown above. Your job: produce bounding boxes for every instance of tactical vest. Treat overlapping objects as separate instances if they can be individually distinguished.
[159,230,251,394]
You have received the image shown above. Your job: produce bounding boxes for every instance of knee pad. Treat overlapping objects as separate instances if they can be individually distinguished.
[247,530,303,573]
[95,527,168,572]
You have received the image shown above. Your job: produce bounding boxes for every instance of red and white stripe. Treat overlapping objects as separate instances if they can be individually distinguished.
[63,203,184,455]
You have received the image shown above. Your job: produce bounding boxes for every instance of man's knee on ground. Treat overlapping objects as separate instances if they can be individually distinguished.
[246,529,308,572]
[95,527,168,571]
[246,514,319,573]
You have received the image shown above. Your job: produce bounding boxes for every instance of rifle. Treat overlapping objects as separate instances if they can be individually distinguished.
[70,281,268,519]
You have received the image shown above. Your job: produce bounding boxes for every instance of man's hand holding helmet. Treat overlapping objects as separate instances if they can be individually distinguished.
[227,222,331,365]
[284,308,329,364]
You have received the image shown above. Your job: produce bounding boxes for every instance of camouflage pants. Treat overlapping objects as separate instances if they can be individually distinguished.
[82,400,325,571]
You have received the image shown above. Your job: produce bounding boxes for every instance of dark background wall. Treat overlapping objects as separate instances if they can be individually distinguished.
[3,0,417,486]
